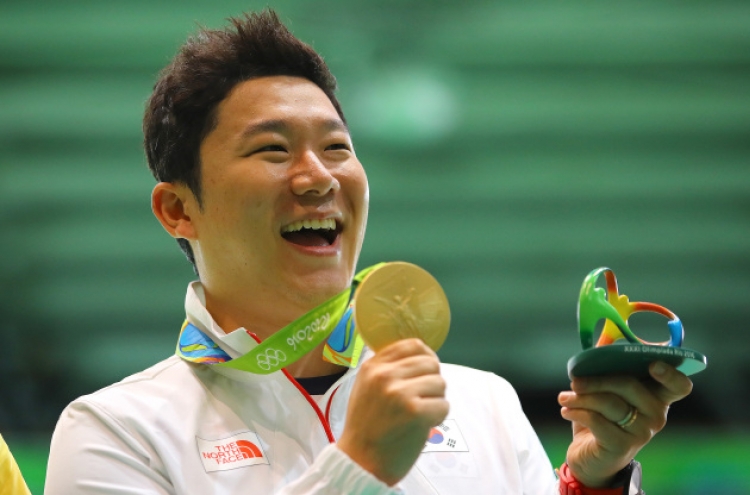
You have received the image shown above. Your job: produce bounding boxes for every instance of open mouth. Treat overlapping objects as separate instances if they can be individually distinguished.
[280,218,341,247]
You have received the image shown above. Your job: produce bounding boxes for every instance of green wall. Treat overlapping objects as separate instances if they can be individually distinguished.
[1,1,749,492]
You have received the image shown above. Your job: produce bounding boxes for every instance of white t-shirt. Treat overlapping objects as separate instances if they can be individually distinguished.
[45,282,558,494]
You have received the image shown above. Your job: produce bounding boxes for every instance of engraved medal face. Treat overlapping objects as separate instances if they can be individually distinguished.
[354,262,450,352]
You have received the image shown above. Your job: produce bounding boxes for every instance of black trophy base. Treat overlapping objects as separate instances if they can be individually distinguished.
[567,344,707,379]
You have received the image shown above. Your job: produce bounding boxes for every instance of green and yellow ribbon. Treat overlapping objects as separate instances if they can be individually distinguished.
[176,264,384,374]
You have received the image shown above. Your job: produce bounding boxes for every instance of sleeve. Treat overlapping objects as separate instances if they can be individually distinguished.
[515,417,559,495]
[1,433,32,495]
[44,400,173,495]
[278,444,403,495]
[45,399,400,495]
[487,373,560,495]
[519,417,560,495]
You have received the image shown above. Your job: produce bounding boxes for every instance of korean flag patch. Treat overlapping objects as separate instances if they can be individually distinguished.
[422,419,469,453]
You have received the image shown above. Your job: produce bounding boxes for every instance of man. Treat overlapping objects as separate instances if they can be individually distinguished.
[45,10,692,494]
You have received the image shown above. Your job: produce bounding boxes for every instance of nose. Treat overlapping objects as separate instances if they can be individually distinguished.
[290,151,340,197]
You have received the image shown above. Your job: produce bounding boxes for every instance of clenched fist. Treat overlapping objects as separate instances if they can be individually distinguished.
[337,338,449,486]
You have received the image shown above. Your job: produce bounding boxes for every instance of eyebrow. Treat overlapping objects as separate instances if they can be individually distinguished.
[239,118,349,140]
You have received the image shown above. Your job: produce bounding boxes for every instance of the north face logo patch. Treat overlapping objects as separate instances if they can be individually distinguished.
[196,431,269,472]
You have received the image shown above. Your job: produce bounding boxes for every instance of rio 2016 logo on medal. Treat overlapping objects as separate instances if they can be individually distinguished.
[568,267,707,378]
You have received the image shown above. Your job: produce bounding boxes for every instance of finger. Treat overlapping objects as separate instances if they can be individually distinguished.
[393,374,447,399]
[386,355,442,379]
[648,361,693,404]
[561,406,648,447]
[410,397,450,427]
[558,391,633,426]
[570,375,663,417]
[362,353,441,382]
[561,406,627,442]
[560,406,648,482]
[376,338,437,361]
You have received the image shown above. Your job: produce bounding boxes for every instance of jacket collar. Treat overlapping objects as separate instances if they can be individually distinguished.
[182,280,371,386]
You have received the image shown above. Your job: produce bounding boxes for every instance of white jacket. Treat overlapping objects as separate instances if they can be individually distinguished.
[45,282,558,494]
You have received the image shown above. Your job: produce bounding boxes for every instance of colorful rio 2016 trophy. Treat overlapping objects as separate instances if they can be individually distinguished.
[568,267,707,379]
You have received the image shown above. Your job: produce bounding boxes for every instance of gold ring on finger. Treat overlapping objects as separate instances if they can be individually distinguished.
[616,405,638,429]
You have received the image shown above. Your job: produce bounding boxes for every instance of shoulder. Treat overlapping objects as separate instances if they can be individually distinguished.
[61,355,202,427]
[430,363,556,488]
[87,354,189,397]
[47,356,206,492]
[439,362,519,399]
[438,362,528,428]
[0,433,31,495]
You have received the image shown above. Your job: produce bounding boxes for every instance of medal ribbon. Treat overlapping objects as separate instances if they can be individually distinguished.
[176,263,385,374]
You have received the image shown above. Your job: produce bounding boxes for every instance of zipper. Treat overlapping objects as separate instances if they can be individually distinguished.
[282,369,336,443]
[245,330,340,444]
[325,385,341,425]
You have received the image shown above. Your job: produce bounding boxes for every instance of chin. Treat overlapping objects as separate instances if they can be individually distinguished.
[285,262,353,302]
[310,268,352,295]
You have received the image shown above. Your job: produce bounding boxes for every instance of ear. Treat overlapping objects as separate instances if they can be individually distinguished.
[151,182,199,240]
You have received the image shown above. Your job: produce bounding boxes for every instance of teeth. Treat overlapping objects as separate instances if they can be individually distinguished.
[282,218,336,233]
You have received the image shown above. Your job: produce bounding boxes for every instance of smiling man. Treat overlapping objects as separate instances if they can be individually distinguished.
[44,10,692,495]
[155,75,369,380]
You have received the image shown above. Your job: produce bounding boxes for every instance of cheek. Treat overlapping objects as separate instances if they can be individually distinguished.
[347,168,369,248]
[358,185,370,228]
[203,185,267,233]
[357,176,370,228]
[344,163,369,210]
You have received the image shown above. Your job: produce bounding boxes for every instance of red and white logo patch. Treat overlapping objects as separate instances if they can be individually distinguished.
[196,431,269,472]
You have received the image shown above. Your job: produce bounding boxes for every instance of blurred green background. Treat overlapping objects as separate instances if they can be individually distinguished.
[1,0,749,493]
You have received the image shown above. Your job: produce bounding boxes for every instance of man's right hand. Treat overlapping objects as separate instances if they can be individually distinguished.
[337,338,449,486]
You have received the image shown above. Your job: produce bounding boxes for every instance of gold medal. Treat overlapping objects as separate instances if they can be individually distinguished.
[354,262,450,352]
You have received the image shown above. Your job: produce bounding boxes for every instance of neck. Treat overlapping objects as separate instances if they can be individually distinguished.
[204,289,297,342]
[285,341,347,378]
[200,259,352,331]
[201,283,347,379]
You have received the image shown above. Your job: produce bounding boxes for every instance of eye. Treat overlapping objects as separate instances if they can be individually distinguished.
[255,144,287,153]
[325,143,351,152]
[244,144,289,159]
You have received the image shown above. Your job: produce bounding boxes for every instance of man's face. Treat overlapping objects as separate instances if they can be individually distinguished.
[191,76,369,306]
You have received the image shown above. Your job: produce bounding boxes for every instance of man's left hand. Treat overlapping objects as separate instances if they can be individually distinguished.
[558,360,693,488]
